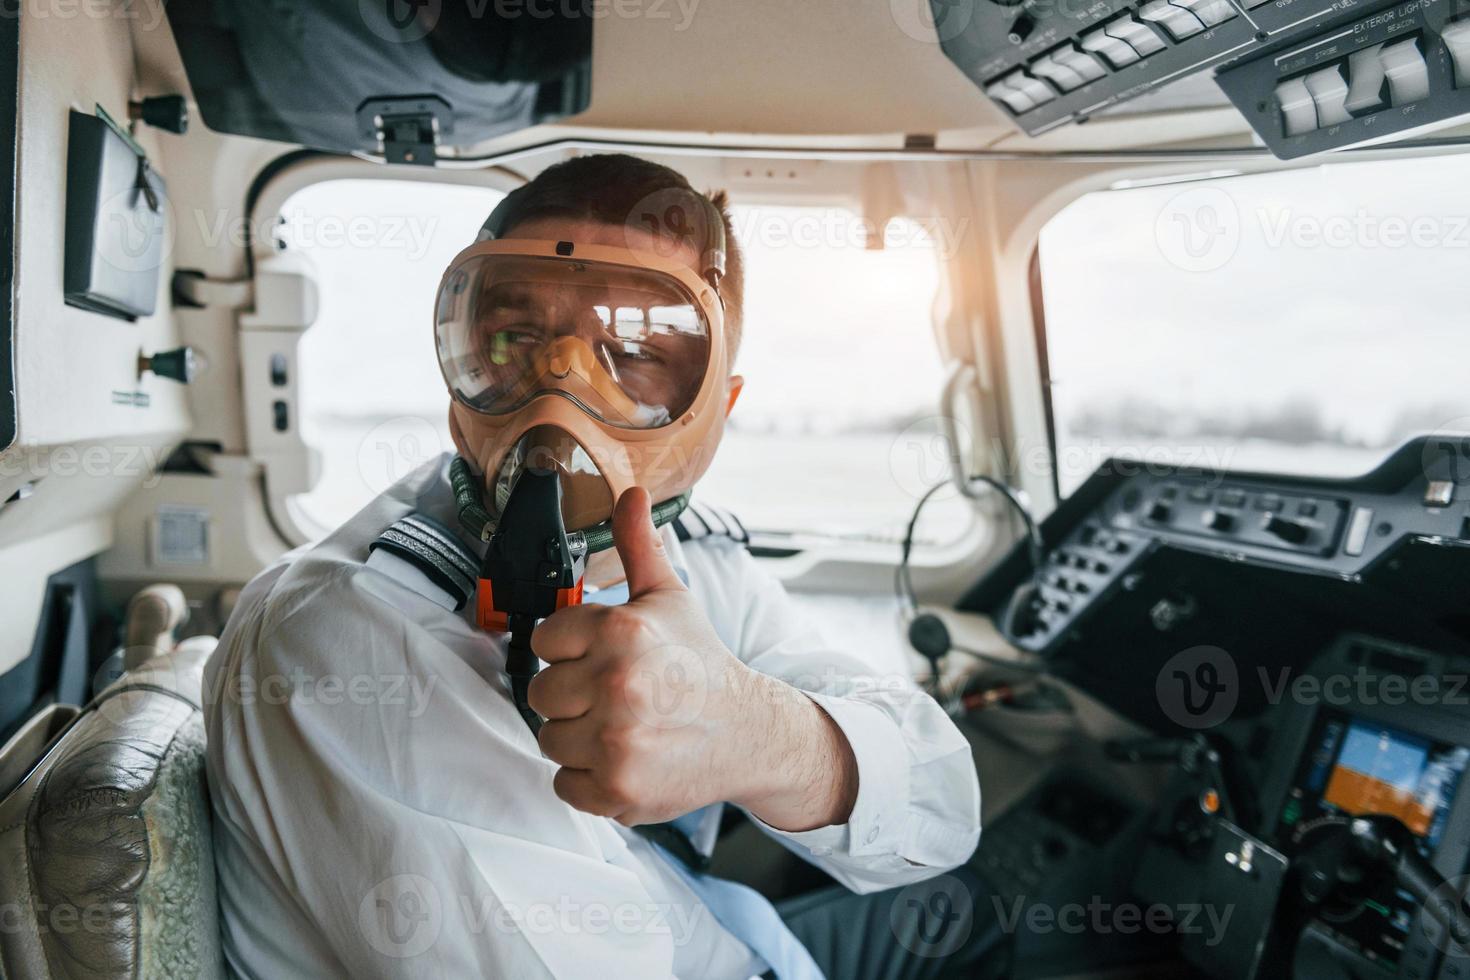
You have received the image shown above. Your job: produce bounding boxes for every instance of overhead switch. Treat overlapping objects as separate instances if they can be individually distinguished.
[1380,37,1430,105]
[1304,64,1351,126]
[1276,75,1317,135]
[1029,52,1088,91]
[1080,24,1142,68]
[1443,20,1470,87]
[1054,46,1107,82]
[1345,44,1388,114]
[1176,0,1239,26]
[1139,0,1206,40]
[1108,15,1167,57]
[987,72,1057,113]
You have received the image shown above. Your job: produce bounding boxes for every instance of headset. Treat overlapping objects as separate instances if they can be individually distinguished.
[898,472,1051,690]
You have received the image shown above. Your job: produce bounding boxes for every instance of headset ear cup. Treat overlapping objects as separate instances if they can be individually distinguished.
[908,612,952,662]
[907,613,953,691]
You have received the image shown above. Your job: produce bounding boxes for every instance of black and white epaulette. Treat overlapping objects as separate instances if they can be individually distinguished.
[673,500,750,547]
[366,514,479,612]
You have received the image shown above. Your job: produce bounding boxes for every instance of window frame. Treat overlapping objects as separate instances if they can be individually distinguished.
[246,157,523,548]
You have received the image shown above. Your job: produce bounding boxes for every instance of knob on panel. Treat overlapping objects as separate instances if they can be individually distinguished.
[1263,513,1310,544]
[138,347,198,384]
[1202,509,1236,532]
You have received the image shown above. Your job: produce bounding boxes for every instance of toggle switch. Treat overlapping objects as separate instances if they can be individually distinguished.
[1052,45,1108,83]
[1080,16,1165,67]
[1276,75,1318,135]
[1176,0,1238,26]
[1444,20,1470,87]
[1106,16,1167,56]
[1029,45,1107,91]
[986,71,1057,113]
[1007,71,1059,106]
[1380,36,1430,105]
[1345,43,1388,114]
[1080,24,1142,68]
[1139,0,1206,40]
[1029,52,1087,91]
[986,76,1038,114]
[1304,64,1352,126]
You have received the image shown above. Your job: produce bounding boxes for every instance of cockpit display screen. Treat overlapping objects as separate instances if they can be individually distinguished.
[1322,722,1466,846]
[1284,714,1468,849]
[1278,711,1470,965]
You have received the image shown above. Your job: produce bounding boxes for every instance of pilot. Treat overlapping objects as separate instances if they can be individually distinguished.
[204,154,998,979]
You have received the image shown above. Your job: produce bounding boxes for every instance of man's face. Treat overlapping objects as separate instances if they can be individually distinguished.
[482,217,742,423]
[444,215,744,522]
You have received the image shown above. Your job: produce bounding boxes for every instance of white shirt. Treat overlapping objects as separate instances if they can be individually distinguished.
[203,456,981,979]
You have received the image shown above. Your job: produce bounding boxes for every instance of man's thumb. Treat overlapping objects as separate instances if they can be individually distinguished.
[612,487,684,599]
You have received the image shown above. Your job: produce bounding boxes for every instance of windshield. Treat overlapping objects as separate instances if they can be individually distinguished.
[1038,155,1470,496]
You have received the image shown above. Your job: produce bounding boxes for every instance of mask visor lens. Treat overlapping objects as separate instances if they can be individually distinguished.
[437,254,711,429]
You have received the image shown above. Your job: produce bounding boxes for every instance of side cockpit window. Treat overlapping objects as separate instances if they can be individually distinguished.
[279,179,506,532]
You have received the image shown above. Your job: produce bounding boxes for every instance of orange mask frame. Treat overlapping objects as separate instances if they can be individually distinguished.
[437,238,731,532]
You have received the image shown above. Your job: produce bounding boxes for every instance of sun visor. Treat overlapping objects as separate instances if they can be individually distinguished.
[162,0,590,163]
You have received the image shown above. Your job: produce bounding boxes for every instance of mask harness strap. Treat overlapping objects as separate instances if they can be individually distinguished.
[451,456,709,871]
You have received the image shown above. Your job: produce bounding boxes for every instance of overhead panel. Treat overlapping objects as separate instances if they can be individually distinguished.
[933,0,1470,158]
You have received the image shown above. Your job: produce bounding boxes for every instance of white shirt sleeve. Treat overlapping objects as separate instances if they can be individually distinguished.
[682,539,982,895]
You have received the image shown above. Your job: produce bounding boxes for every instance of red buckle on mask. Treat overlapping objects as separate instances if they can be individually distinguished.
[476,577,584,633]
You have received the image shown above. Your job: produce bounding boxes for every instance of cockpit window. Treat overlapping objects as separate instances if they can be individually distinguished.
[696,205,967,548]
[285,179,506,533]
[287,184,967,550]
[1038,156,1470,498]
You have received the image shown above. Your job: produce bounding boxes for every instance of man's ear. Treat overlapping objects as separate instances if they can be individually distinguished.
[725,375,744,418]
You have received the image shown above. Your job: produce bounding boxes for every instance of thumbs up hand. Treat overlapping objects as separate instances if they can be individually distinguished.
[528,488,858,831]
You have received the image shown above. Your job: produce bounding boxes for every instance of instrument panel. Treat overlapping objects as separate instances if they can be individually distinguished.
[934,0,1470,157]
[962,435,1470,660]
[1274,705,1470,970]
[961,437,1470,979]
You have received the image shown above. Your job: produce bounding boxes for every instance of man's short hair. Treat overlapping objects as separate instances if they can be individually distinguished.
[487,153,746,359]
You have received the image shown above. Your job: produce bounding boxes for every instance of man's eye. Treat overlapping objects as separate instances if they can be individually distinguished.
[486,329,542,365]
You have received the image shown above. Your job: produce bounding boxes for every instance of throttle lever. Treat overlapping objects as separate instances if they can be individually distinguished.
[1107,733,1238,825]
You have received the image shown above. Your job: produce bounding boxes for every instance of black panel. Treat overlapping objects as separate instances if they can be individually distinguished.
[1,0,17,451]
[959,435,1470,731]
[162,0,591,157]
[1216,3,1470,159]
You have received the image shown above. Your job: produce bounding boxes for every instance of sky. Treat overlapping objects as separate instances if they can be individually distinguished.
[1040,153,1470,491]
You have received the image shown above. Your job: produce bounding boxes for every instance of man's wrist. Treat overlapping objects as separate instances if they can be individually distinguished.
[725,670,859,833]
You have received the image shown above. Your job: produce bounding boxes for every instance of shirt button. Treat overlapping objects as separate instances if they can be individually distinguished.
[865,827,879,844]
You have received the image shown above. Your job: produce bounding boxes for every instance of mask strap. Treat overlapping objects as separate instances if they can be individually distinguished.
[449,455,690,552]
